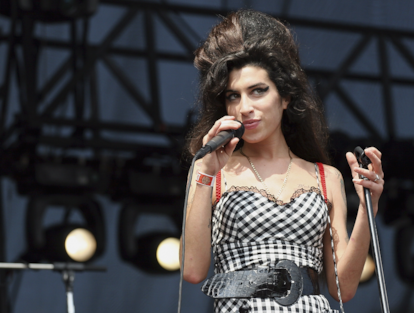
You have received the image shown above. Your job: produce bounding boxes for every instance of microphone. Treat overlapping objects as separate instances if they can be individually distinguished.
[194,122,245,160]
[354,146,371,167]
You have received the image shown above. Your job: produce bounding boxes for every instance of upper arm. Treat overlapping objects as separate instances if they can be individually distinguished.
[322,166,349,291]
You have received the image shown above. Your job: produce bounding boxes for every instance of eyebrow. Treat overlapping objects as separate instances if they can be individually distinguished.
[225,82,267,93]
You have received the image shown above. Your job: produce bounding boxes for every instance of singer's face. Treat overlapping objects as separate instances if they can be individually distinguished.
[225,66,289,144]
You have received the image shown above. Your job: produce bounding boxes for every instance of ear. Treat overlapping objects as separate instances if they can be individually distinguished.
[282,95,291,109]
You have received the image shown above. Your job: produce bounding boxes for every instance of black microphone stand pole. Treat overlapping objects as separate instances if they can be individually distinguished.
[354,147,390,313]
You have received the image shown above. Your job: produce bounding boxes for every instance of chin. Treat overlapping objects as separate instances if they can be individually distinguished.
[242,136,265,144]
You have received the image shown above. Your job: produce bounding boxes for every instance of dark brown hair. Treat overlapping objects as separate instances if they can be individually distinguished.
[187,9,330,164]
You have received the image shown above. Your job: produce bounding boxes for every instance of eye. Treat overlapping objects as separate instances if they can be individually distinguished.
[225,93,239,101]
[252,86,269,95]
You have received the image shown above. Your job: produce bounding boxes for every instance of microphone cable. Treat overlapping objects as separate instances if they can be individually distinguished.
[177,155,196,313]
[177,122,244,313]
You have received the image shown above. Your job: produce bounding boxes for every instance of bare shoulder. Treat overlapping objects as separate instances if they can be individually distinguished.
[290,158,343,183]
[291,157,318,175]
[320,164,347,206]
[323,164,343,184]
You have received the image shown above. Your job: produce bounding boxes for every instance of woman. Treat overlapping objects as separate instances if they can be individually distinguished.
[182,9,384,313]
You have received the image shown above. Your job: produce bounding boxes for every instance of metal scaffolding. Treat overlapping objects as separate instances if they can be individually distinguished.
[1,1,414,311]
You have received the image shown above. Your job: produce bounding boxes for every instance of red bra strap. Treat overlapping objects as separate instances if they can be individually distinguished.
[216,170,222,203]
[317,162,328,204]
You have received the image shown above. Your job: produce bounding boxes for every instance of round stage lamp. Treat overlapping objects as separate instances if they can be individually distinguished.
[65,228,97,262]
[360,254,375,283]
[118,204,181,274]
[24,195,105,263]
[125,233,181,274]
[156,237,180,271]
[44,225,99,262]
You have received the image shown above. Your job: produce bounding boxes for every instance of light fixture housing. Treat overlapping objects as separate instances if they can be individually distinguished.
[24,194,105,263]
[118,202,180,274]
[44,225,97,262]
[134,233,180,273]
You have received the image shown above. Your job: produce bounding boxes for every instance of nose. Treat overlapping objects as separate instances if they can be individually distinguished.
[239,94,253,115]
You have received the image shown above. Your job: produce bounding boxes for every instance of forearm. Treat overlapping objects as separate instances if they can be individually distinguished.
[332,203,374,301]
[180,184,214,284]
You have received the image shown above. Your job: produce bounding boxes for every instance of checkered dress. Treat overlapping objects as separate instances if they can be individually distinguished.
[210,165,338,313]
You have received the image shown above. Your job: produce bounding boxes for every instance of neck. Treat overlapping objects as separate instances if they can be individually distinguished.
[241,135,290,160]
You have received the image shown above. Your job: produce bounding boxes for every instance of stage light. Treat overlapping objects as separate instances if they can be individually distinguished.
[156,237,180,271]
[23,195,105,263]
[44,224,97,262]
[360,254,375,283]
[65,228,97,262]
[135,233,180,273]
[118,203,180,274]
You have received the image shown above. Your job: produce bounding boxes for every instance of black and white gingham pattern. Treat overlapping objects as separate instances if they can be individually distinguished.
[210,165,338,312]
[212,190,327,273]
[214,295,337,313]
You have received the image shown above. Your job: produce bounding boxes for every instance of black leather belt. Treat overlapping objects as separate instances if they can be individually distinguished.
[201,260,319,306]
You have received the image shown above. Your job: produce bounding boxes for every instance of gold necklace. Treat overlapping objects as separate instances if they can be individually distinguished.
[240,147,293,201]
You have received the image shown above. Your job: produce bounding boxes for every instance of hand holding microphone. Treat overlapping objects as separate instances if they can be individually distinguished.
[194,117,244,182]
[195,119,245,160]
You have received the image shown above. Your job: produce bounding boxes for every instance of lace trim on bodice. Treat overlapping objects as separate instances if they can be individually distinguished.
[217,185,333,211]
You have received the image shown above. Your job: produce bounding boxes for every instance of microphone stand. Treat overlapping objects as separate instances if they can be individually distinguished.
[0,262,106,313]
[63,269,75,313]
[354,147,390,313]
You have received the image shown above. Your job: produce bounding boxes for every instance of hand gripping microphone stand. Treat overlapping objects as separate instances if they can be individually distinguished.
[353,146,390,313]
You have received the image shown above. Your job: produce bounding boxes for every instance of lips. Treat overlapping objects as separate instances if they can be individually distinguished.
[243,119,260,130]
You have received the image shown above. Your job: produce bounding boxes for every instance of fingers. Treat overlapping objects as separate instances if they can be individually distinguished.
[353,168,383,184]
[365,146,382,159]
[346,152,359,179]
[202,116,241,146]
[347,147,384,189]
[224,137,239,155]
[346,148,384,176]
[364,147,384,179]
[216,137,240,156]
[351,177,384,194]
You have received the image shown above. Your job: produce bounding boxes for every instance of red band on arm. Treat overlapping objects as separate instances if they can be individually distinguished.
[216,170,221,203]
[317,162,328,204]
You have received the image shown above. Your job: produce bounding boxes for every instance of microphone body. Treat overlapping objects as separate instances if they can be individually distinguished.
[194,123,245,160]
[354,146,371,167]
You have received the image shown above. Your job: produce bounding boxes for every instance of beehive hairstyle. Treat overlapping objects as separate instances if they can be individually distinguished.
[187,9,330,164]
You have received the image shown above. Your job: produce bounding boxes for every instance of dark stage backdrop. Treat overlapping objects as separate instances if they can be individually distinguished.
[0,0,414,312]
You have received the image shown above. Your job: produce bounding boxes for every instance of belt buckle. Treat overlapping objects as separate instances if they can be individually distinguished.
[274,260,303,306]
[252,265,291,299]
